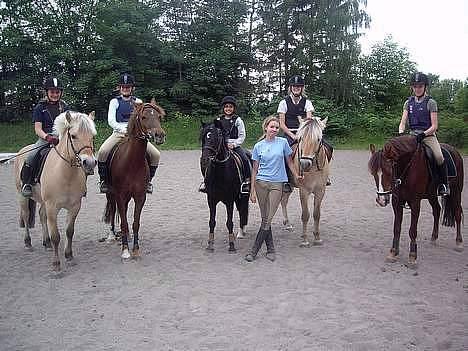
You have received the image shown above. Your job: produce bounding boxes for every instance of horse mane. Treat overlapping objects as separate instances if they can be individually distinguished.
[53,111,97,136]
[383,135,417,161]
[296,118,323,151]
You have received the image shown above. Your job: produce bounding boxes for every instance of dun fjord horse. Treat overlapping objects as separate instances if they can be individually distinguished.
[14,111,97,271]
[281,117,330,247]
[368,135,464,266]
[103,99,165,259]
[200,120,249,252]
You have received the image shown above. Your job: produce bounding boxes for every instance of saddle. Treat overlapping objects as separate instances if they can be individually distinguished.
[423,144,457,179]
[32,146,52,184]
[231,148,251,183]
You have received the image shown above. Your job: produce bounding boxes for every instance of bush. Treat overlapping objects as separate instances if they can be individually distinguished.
[438,116,468,148]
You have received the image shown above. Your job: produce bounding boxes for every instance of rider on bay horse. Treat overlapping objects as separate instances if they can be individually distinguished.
[97,73,161,194]
[20,77,69,197]
[199,95,251,194]
[277,75,333,189]
[398,72,449,196]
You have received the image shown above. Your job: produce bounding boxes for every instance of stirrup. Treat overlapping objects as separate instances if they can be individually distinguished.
[240,181,250,195]
[198,182,207,193]
[21,184,33,197]
[283,183,293,193]
[146,183,153,194]
[326,178,331,186]
[99,181,109,194]
[438,184,450,196]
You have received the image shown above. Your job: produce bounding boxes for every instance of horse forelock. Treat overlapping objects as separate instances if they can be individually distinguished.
[297,119,323,152]
[54,111,97,136]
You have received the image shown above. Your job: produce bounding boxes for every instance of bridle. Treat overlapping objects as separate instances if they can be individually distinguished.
[53,129,94,168]
[202,127,230,163]
[133,104,161,140]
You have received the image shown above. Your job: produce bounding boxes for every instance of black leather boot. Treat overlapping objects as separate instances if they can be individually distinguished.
[264,228,276,261]
[437,161,450,196]
[147,165,158,194]
[98,161,109,193]
[245,228,266,262]
[20,163,34,197]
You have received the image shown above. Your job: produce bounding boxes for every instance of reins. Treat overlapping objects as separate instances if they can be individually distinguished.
[53,129,94,168]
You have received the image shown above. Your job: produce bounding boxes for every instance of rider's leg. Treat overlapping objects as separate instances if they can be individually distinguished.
[21,138,48,197]
[234,147,251,194]
[146,143,160,194]
[424,136,449,196]
[97,133,121,193]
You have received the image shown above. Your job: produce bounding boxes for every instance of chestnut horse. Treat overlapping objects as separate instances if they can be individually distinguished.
[14,111,97,271]
[200,120,249,252]
[281,117,330,247]
[103,99,165,259]
[368,135,464,266]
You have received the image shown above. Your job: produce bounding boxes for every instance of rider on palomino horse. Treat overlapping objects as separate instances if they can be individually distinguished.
[277,75,333,190]
[97,73,161,194]
[20,77,69,197]
[398,72,449,196]
[199,95,251,194]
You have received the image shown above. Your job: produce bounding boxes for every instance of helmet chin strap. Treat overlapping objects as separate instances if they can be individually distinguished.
[416,87,426,98]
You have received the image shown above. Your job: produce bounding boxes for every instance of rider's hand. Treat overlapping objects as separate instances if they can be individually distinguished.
[227,143,235,150]
[416,132,426,144]
[45,134,59,145]
[250,191,256,203]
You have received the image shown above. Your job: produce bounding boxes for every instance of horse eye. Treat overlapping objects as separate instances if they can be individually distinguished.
[71,134,77,139]
[142,116,146,120]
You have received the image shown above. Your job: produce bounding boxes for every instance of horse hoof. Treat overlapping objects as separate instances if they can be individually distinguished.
[454,243,464,252]
[106,234,116,243]
[228,247,236,253]
[205,246,214,252]
[65,254,73,261]
[285,224,294,231]
[24,245,33,251]
[385,254,398,263]
[132,249,140,258]
[430,239,438,246]
[49,270,65,279]
[313,239,323,246]
[244,253,255,262]
[299,241,310,248]
[236,231,245,239]
[52,262,61,272]
[121,249,131,259]
[406,260,418,269]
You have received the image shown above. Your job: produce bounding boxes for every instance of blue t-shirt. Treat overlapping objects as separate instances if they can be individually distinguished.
[252,137,292,182]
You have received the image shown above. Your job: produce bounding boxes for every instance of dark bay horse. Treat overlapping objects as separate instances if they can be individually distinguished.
[200,120,249,252]
[103,99,165,259]
[368,135,464,266]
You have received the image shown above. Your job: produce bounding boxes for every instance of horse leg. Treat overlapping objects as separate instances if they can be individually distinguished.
[299,188,311,247]
[235,196,248,239]
[64,204,81,261]
[116,197,131,259]
[453,192,464,251]
[387,197,403,262]
[226,202,236,252]
[39,204,51,249]
[131,196,146,257]
[312,189,325,245]
[19,197,32,249]
[281,191,293,231]
[428,195,440,245]
[46,205,61,270]
[407,200,421,267]
[206,198,216,251]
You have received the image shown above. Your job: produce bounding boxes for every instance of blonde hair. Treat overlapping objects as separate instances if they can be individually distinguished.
[259,115,280,140]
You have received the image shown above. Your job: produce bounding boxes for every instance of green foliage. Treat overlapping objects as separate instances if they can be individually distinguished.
[437,115,468,149]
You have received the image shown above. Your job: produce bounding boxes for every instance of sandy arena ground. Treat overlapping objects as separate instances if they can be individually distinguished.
[0,150,467,351]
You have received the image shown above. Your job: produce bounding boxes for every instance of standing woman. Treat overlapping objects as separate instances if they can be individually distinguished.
[245,116,302,262]
[20,77,69,197]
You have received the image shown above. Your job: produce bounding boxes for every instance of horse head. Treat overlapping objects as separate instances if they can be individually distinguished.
[54,111,97,175]
[296,117,327,172]
[199,120,227,173]
[130,98,166,145]
[369,144,393,207]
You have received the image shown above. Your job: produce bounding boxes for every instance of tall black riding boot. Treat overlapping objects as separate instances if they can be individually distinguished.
[20,163,34,197]
[245,228,267,262]
[98,161,109,193]
[147,165,158,194]
[437,161,450,196]
[264,228,276,261]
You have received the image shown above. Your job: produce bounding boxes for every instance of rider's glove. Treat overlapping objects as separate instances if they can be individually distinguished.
[415,132,426,144]
[45,134,59,145]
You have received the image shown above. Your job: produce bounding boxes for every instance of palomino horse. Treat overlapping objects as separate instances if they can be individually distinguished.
[200,120,249,252]
[368,135,464,266]
[281,117,330,247]
[103,99,165,259]
[14,111,97,270]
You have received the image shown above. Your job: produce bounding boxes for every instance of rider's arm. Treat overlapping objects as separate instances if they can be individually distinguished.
[278,100,296,140]
[398,100,409,134]
[424,99,439,136]
[34,122,48,139]
[250,160,258,203]
[32,104,48,139]
[107,98,126,133]
[228,118,246,147]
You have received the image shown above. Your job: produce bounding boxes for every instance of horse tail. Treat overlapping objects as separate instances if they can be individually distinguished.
[19,199,36,228]
[441,148,464,227]
[103,195,115,224]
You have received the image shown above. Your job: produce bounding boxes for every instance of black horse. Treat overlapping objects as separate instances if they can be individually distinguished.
[200,120,250,252]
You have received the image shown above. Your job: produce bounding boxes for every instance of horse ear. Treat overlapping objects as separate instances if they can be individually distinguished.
[322,117,328,127]
[369,144,376,154]
[65,111,72,123]
[150,97,156,105]
[88,111,95,121]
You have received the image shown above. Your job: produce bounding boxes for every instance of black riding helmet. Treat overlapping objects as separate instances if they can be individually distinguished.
[119,73,135,86]
[221,95,236,107]
[289,75,305,86]
[410,72,429,86]
[43,77,63,90]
